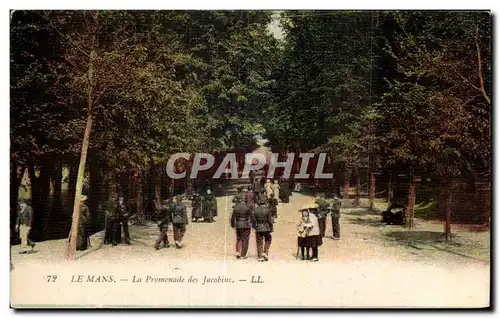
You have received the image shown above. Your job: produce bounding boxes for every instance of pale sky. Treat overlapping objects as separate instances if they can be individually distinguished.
[267,11,284,40]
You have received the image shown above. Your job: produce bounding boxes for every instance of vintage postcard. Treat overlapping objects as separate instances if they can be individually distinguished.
[9,9,491,308]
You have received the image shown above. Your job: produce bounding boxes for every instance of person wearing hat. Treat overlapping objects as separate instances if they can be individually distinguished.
[297,209,313,260]
[15,198,35,254]
[171,196,188,248]
[231,198,253,259]
[331,196,342,239]
[76,195,90,251]
[297,202,322,261]
[252,198,274,262]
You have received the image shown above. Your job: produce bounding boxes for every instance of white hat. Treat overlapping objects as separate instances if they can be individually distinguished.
[80,195,88,202]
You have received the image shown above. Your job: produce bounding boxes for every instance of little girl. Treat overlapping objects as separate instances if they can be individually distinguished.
[297,205,322,261]
[297,209,313,260]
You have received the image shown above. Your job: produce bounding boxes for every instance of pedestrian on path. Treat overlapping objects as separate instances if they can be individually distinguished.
[272,180,280,200]
[154,200,173,250]
[15,199,35,254]
[172,196,188,248]
[297,202,322,261]
[252,198,274,262]
[331,196,342,239]
[231,201,253,259]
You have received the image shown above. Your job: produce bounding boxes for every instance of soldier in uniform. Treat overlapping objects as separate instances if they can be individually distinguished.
[252,198,274,262]
[171,196,188,248]
[15,199,35,254]
[257,188,268,206]
[315,194,330,238]
[331,196,342,240]
[154,199,173,250]
[76,195,90,251]
[268,193,278,219]
[231,200,253,259]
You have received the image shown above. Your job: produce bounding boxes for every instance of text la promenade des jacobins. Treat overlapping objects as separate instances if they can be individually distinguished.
[166,152,334,179]
[68,274,264,285]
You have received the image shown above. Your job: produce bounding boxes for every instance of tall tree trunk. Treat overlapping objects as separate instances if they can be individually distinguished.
[135,170,144,225]
[343,168,349,200]
[406,167,416,229]
[387,171,393,203]
[355,167,360,206]
[153,165,161,210]
[66,49,95,261]
[369,166,375,210]
[444,179,452,241]
[47,163,62,240]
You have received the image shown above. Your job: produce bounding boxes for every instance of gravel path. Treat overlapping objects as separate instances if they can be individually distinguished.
[11,192,490,308]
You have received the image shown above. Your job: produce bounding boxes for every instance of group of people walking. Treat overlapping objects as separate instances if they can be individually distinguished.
[103,196,132,247]
[14,179,342,262]
[231,193,274,262]
[191,189,218,223]
[153,196,189,250]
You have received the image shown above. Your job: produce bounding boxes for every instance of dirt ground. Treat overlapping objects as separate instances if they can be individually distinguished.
[10,192,490,308]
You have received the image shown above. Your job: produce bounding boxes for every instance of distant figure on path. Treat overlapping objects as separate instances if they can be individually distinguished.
[331,196,342,239]
[76,195,90,251]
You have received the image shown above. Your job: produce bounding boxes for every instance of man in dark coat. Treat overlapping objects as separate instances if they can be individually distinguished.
[15,199,35,254]
[315,195,330,238]
[202,189,217,222]
[268,193,278,219]
[252,198,274,262]
[231,200,253,259]
[154,199,173,249]
[112,196,131,246]
[331,196,342,239]
[279,178,291,203]
[171,196,189,248]
[77,195,90,251]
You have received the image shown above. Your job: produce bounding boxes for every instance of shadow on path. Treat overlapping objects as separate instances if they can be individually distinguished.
[348,217,389,228]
